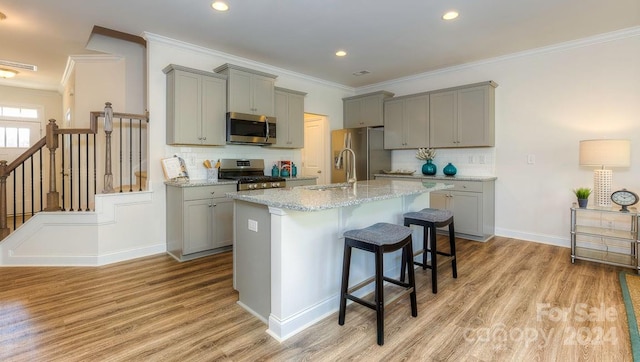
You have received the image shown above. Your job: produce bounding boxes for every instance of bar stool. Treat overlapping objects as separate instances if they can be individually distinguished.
[338,222,417,346]
[401,208,457,294]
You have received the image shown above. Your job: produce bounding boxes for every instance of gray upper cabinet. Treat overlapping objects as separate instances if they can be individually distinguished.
[343,91,394,128]
[214,63,277,117]
[383,93,429,149]
[429,81,497,148]
[164,64,227,146]
[274,87,306,149]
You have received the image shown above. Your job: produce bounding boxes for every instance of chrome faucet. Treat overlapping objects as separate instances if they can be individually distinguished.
[336,147,357,184]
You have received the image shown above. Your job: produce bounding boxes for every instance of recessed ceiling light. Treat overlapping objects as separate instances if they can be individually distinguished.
[211,1,229,11]
[0,68,18,78]
[0,12,6,21]
[442,11,459,20]
[335,50,347,57]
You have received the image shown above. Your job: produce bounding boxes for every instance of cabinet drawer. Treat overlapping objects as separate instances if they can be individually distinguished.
[440,180,483,192]
[183,184,237,200]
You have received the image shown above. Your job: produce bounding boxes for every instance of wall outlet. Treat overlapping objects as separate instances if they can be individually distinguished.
[478,155,486,164]
[248,219,258,232]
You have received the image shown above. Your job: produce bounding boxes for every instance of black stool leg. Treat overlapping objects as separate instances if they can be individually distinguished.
[338,241,352,325]
[400,220,410,282]
[405,241,417,317]
[429,224,438,294]
[375,247,384,346]
[422,221,428,270]
[449,221,457,279]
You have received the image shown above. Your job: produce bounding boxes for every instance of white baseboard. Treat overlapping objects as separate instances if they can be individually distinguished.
[495,227,570,248]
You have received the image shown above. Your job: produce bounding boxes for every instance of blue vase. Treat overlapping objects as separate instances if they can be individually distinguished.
[443,163,457,176]
[421,160,437,176]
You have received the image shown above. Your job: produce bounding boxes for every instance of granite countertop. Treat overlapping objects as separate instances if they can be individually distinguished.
[375,173,497,181]
[226,179,453,212]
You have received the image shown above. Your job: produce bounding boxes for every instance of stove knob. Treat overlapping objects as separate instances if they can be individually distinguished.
[249,184,256,189]
[273,182,280,187]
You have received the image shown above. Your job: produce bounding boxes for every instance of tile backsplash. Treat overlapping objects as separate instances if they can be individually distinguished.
[167,144,301,180]
[392,148,495,177]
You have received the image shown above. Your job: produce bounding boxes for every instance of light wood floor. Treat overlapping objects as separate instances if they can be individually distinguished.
[0,236,633,361]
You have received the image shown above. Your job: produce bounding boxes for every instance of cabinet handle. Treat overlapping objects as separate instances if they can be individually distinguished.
[208,203,212,207]
[210,191,215,194]
[202,137,207,140]
[213,204,217,207]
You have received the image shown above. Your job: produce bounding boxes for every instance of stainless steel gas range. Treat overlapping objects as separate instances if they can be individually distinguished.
[218,159,286,191]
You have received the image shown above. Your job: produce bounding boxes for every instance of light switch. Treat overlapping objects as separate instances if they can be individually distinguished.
[527,154,536,164]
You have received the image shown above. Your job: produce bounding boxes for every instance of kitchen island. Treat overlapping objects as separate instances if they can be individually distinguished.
[226,179,452,341]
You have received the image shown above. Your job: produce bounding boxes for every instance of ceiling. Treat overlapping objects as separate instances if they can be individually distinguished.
[1,0,638,91]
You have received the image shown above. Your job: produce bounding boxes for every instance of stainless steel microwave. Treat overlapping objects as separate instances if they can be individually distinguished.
[226,112,277,145]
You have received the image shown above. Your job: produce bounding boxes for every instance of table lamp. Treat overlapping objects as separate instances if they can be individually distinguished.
[579,139,630,207]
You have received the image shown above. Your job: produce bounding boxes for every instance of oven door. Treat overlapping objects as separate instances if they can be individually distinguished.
[227,112,276,145]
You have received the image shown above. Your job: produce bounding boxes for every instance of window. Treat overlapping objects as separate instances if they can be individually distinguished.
[0,127,31,148]
[0,106,39,119]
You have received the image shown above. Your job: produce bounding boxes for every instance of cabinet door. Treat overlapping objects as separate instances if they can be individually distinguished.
[343,98,361,128]
[429,191,449,210]
[286,93,305,148]
[404,95,429,148]
[383,99,404,149]
[451,191,483,236]
[171,71,202,144]
[457,85,493,147]
[212,197,234,248]
[201,75,227,146]
[429,90,457,148]
[183,199,214,254]
[252,75,275,116]
[274,91,290,147]
[228,70,253,114]
[360,95,383,127]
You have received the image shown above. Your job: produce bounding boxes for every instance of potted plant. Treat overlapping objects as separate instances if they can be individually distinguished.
[573,187,592,208]
[416,148,437,175]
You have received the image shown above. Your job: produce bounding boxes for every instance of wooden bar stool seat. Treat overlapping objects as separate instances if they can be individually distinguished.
[338,222,417,346]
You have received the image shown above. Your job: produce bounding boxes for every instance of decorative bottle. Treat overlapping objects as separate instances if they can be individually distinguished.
[292,163,297,177]
[271,164,279,177]
[421,159,437,176]
[443,163,457,176]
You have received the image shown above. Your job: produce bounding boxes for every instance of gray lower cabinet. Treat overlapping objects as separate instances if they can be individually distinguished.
[429,179,495,241]
[164,64,227,146]
[166,183,236,261]
[374,175,495,241]
[429,81,497,148]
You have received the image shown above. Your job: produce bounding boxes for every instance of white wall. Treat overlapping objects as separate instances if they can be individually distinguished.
[144,33,355,251]
[362,28,640,246]
[0,85,62,124]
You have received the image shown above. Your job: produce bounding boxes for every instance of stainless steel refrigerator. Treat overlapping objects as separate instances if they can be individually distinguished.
[331,127,391,183]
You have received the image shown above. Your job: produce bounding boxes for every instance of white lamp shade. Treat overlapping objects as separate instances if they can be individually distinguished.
[579,139,630,167]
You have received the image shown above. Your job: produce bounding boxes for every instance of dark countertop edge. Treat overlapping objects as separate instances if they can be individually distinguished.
[375,174,497,181]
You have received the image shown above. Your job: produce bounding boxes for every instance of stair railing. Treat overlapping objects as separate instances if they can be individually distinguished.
[0,102,149,240]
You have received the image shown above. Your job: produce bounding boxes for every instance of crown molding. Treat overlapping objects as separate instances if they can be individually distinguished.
[358,26,640,92]
[143,32,353,92]
[60,54,124,88]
